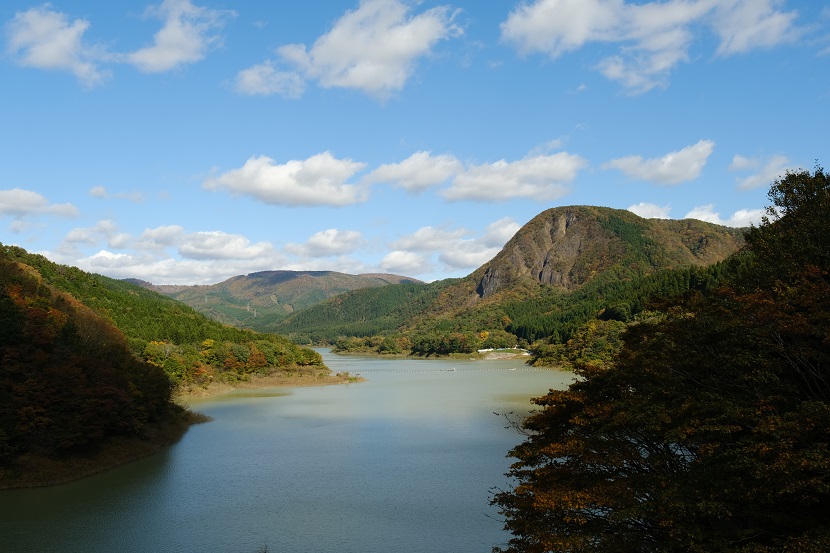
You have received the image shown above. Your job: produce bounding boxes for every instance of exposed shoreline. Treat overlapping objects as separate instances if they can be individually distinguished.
[174,367,364,403]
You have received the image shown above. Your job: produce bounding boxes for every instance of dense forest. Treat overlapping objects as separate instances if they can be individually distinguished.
[0,251,193,485]
[491,166,830,552]
[278,260,733,362]
[268,209,743,362]
[0,245,325,391]
[0,245,333,486]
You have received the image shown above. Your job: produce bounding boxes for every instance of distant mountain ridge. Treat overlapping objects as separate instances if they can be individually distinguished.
[130,270,423,331]
[272,206,746,346]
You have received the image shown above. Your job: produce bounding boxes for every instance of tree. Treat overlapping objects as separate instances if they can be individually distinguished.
[492,166,830,552]
[743,164,830,286]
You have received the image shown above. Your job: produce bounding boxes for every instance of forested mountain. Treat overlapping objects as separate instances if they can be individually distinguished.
[1,244,336,486]
[274,206,745,356]
[491,167,830,551]
[131,270,421,332]
[1,245,326,389]
[0,248,194,486]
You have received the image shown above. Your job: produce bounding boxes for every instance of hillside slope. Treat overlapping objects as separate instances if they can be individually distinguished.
[472,206,743,298]
[0,244,326,388]
[134,270,421,332]
[0,247,197,487]
[275,206,745,349]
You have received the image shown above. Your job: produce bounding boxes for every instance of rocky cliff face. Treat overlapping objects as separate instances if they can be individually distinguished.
[472,206,745,299]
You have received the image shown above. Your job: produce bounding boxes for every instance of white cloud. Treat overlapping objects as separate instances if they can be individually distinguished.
[364,151,462,192]
[137,225,185,249]
[728,154,757,171]
[391,226,469,252]
[234,61,305,97]
[178,231,275,260]
[285,229,364,257]
[711,0,799,56]
[603,139,714,185]
[275,0,463,98]
[684,204,764,227]
[53,225,285,285]
[126,0,234,73]
[73,250,281,285]
[0,188,78,217]
[4,5,108,87]
[730,153,790,190]
[443,152,587,201]
[380,250,431,275]
[438,243,501,270]
[627,202,672,219]
[387,219,517,274]
[482,217,522,247]
[501,0,801,93]
[501,0,621,58]
[203,152,368,207]
[64,220,131,248]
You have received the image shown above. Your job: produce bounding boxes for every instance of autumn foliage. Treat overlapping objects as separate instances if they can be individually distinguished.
[0,256,174,463]
[492,166,830,552]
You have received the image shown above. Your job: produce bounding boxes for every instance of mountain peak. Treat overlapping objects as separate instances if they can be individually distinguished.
[473,206,744,298]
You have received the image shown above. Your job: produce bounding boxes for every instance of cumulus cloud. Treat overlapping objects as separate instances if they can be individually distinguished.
[439,243,501,271]
[685,204,764,227]
[234,60,305,97]
[178,231,275,260]
[4,5,108,87]
[364,151,462,192]
[203,152,368,207]
[126,0,235,73]
[501,0,801,93]
[137,225,185,249]
[52,224,285,285]
[64,220,131,249]
[285,228,364,258]
[712,0,799,56]
[272,0,463,98]
[482,217,522,247]
[729,153,790,190]
[627,202,672,219]
[391,226,469,252]
[73,249,281,285]
[603,139,714,185]
[380,250,432,275]
[386,218,519,275]
[443,152,587,202]
[0,188,78,218]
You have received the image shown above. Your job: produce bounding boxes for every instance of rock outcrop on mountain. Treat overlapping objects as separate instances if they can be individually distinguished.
[471,206,744,299]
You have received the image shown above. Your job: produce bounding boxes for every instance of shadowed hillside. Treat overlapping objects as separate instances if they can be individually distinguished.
[0,248,200,488]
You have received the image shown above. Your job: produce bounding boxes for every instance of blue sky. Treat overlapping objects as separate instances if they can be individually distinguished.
[1,0,828,284]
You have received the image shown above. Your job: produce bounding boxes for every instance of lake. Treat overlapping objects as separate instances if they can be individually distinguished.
[0,351,573,553]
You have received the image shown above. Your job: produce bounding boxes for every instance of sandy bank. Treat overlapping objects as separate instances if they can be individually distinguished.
[174,367,363,403]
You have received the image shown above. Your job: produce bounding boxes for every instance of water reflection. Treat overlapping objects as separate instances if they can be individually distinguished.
[0,350,573,553]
